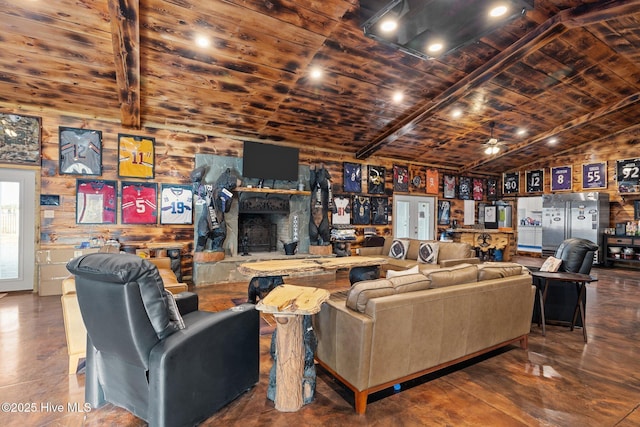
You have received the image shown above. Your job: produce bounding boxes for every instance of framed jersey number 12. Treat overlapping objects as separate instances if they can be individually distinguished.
[118,133,155,179]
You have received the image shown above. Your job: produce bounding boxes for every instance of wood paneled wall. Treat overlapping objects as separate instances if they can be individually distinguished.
[1,106,639,282]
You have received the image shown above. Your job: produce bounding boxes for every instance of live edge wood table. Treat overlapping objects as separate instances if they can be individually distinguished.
[256,285,330,412]
[531,271,597,343]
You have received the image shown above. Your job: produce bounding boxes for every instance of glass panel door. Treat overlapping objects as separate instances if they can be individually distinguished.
[393,195,435,240]
[0,169,35,291]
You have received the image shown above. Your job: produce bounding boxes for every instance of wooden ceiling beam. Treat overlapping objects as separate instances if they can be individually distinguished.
[355,0,640,160]
[108,0,140,129]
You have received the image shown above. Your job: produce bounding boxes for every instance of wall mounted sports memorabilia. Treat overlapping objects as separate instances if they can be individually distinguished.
[551,166,572,191]
[121,181,158,224]
[352,195,371,225]
[426,169,438,194]
[503,172,519,194]
[343,162,362,193]
[76,179,116,224]
[0,112,41,166]
[438,200,451,225]
[59,127,102,175]
[393,164,409,192]
[526,169,544,193]
[473,178,484,201]
[458,176,471,200]
[332,195,351,225]
[616,158,640,193]
[371,196,388,225]
[367,165,385,194]
[118,133,155,178]
[160,184,193,225]
[486,178,498,200]
[582,162,606,190]
[443,174,456,199]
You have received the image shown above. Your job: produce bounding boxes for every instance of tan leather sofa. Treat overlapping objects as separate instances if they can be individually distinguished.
[358,236,479,272]
[61,257,187,375]
[313,262,535,414]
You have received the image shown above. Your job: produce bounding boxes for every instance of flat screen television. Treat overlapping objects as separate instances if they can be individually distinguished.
[242,141,299,182]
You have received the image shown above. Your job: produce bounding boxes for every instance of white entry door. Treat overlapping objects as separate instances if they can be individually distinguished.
[393,195,435,240]
[0,168,36,292]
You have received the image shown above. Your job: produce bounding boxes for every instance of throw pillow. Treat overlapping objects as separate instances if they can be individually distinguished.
[386,265,420,278]
[540,256,562,272]
[418,242,439,264]
[388,239,409,260]
[164,290,186,330]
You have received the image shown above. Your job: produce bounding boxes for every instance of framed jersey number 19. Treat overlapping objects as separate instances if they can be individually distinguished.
[118,133,155,179]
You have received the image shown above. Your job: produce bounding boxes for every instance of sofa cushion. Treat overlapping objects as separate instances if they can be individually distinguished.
[418,242,439,264]
[388,273,431,294]
[406,239,421,261]
[386,265,419,278]
[437,242,473,260]
[424,263,478,288]
[388,239,409,260]
[346,278,395,312]
[477,262,526,280]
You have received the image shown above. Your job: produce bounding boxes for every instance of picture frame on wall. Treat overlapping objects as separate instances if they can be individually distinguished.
[351,195,371,225]
[582,162,607,189]
[503,172,519,194]
[59,127,102,175]
[458,176,471,200]
[121,181,158,224]
[443,174,456,199]
[160,184,194,225]
[487,178,498,200]
[0,112,41,166]
[332,195,351,225]
[393,164,409,192]
[367,165,385,194]
[473,178,484,201]
[438,200,451,225]
[526,169,544,193]
[426,169,438,194]
[343,162,362,193]
[551,165,572,191]
[76,179,117,224]
[616,158,640,193]
[118,133,155,178]
[371,196,388,225]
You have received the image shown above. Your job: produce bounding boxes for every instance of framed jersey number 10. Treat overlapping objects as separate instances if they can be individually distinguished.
[118,134,155,179]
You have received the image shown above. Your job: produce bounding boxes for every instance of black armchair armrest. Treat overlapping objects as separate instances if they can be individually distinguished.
[174,291,198,315]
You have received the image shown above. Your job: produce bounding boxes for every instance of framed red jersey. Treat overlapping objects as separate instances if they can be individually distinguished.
[76,179,116,224]
[121,182,158,224]
[118,134,155,178]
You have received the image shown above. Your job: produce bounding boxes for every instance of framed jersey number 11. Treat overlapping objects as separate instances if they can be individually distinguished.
[118,134,155,179]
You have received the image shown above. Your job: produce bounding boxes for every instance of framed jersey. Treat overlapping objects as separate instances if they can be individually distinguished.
[76,179,116,224]
[59,127,102,175]
[121,181,158,224]
[160,184,193,224]
[118,134,155,178]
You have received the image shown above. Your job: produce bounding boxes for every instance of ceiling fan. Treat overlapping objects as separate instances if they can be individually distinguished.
[483,121,504,155]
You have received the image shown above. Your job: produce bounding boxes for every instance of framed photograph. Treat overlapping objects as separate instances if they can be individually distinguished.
[393,164,409,192]
[122,181,158,224]
[371,196,389,225]
[426,169,439,194]
[59,127,102,175]
[582,162,607,190]
[343,162,362,193]
[352,195,371,225]
[438,200,451,225]
[367,165,385,194]
[160,184,194,225]
[484,205,498,229]
[473,178,484,201]
[76,179,117,224]
[443,174,456,199]
[118,133,155,178]
[458,176,471,200]
[0,112,41,166]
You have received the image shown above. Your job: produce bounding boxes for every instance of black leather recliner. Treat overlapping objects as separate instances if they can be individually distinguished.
[542,238,599,326]
[66,253,259,427]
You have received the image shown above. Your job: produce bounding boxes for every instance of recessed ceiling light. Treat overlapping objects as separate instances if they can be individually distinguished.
[548,137,558,144]
[427,42,444,53]
[310,68,322,79]
[392,91,403,103]
[451,109,462,118]
[380,19,397,33]
[489,5,508,17]
[516,128,527,136]
[195,35,210,48]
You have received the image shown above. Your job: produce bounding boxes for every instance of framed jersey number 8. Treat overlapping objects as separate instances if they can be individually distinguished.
[118,133,155,179]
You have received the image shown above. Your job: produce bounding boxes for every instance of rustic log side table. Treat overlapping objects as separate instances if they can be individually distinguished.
[256,284,330,412]
[531,271,596,343]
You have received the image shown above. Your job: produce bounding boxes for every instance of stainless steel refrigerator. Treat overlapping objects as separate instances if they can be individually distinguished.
[541,192,609,263]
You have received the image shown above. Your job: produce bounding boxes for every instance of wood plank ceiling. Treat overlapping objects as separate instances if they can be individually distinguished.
[1,0,639,175]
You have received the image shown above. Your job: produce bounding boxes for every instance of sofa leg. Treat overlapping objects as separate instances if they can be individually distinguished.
[354,391,368,414]
[519,335,528,350]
